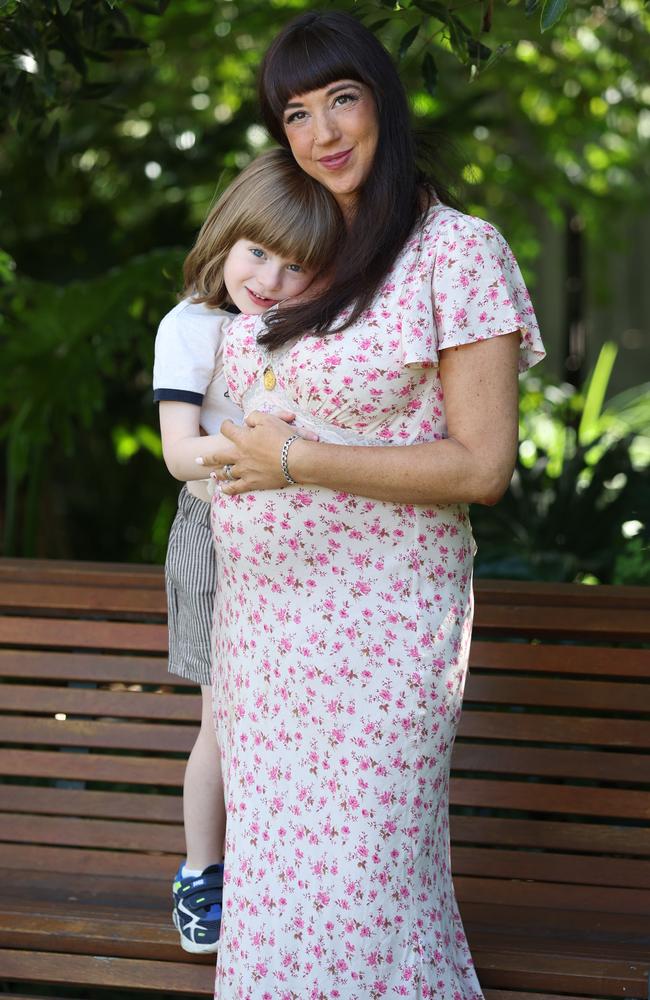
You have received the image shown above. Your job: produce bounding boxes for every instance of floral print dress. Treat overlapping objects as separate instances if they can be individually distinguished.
[211,204,544,1000]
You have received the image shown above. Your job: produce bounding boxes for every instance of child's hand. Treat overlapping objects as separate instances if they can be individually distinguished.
[198,411,317,471]
[271,409,319,442]
[196,439,238,469]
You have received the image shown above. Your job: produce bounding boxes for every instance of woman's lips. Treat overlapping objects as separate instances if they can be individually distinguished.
[318,148,353,171]
[246,287,278,308]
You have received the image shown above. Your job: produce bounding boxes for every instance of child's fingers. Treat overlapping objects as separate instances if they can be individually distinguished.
[196,453,223,468]
[270,408,318,440]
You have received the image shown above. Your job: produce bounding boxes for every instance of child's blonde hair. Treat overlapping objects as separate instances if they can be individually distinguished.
[183,148,343,308]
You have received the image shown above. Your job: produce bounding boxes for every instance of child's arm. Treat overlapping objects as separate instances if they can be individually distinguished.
[159,401,238,482]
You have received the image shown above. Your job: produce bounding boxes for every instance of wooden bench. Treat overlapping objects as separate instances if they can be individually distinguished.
[1,557,649,999]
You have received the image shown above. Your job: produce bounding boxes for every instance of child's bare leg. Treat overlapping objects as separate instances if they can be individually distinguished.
[183,683,225,871]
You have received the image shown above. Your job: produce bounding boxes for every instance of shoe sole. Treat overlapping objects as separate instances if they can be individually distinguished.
[172,907,220,954]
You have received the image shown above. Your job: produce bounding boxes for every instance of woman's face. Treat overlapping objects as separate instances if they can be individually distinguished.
[282,80,379,214]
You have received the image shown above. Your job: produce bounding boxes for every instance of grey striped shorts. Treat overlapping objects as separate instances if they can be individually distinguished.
[164,485,217,685]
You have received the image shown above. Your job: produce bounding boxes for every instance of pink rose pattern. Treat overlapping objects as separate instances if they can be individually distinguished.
[211,206,544,999]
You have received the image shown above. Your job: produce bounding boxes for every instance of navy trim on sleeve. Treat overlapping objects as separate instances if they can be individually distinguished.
[153,388,204,405]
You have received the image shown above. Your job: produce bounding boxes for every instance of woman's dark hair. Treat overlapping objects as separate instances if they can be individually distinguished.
[257,10,457,348]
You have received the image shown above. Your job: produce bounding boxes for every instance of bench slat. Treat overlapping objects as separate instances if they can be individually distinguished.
[0,617,168,652]
[472,604,650,641]
[451,777,650,820]
[1,813,185,854]
[0,684,199,720]
[0,786,181,822]
[0,650,191,686]
[1,749,185,786]
[456,875,650,915]
[452,845,650,889]
[474,578,650,610]
[470,641,650,678]
[0,846,176,879]
[461,899,649,942]
[452,744,650,783]
[1,716,196,752]
[0,909,186,962]
[458,711,650,748]
[3,867,170,909]
[0,581,166,617]
[472,946,649,995]
[0,558,163,587]
[450,815,650,857]
[0,949,214,993]
[464,674,650,712]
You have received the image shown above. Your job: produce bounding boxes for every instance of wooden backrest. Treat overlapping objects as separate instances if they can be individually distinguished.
[453,595,650,910]
[1,558,649,898]
[0,559,189,880]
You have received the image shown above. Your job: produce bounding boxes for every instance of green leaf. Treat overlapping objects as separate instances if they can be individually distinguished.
[446,14,471,60]
[541,0,568,31]
[0,250,16,285]
[399,24,420,59]
[414,1,449,20]
[467,37,492,63]
[578,342,618,446]
[57,0,73,14]
[367,18,391,32]
[422,51,438,95]
[482,42,512,72]
[525,0,542,13]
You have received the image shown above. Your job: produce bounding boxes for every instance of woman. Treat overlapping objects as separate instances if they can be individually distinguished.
[209,11,545,998]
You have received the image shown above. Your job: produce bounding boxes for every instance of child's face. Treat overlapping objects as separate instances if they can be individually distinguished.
[223,239,315,314]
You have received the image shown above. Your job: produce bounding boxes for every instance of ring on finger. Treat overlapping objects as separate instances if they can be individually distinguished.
[222,464,235,481]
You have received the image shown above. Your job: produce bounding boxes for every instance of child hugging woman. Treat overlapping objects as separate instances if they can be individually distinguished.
[152,147,342,953]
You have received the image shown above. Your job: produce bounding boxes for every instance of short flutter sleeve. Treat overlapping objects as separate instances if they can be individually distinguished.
[399,208,545,373]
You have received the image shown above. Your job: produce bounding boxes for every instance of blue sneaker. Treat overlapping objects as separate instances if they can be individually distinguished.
[172,862,223,954]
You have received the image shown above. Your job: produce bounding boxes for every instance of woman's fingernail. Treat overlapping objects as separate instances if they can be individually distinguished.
[196,457,205,465]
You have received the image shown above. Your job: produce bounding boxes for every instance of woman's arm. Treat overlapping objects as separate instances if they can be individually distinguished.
[215,332,520,505]
[159,401,239,482]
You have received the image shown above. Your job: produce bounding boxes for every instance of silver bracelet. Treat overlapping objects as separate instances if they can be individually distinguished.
[280,434,300,486]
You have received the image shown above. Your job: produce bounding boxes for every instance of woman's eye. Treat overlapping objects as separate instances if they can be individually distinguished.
[334,92,357,108]
[285,110,306,125]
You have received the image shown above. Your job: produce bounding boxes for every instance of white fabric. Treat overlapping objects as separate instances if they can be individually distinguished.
[153,298,241,434]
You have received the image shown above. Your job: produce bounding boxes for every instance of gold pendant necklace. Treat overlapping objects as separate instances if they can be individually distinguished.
[263,366,276,391]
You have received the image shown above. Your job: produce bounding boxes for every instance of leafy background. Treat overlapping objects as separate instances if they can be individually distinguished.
[0,0,648,582]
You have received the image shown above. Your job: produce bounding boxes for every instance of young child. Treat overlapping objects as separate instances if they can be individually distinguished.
[152,148,341,954]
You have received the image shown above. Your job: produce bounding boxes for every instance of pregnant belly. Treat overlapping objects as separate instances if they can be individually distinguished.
[210,485,476,763]
[210,485,475,602]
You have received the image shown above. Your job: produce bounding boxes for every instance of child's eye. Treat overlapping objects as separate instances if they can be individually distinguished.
[249,247,266,259]
[287,264,303,273]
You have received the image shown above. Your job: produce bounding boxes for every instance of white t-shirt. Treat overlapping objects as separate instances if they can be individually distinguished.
[153,297,241,432]
[153,298,242,501]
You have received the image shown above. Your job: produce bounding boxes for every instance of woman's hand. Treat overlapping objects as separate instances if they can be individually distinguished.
[203,410,315,495]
